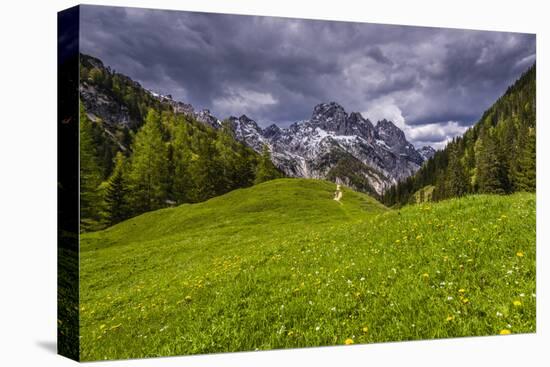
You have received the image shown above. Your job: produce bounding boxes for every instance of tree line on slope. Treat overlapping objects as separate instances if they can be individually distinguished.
[80,105,282,231]
[383,64,536,207]
[79,54,282,231]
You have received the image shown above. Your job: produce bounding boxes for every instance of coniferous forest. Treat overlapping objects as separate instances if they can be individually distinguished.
[382,65,536,207]
[79,57,282,231]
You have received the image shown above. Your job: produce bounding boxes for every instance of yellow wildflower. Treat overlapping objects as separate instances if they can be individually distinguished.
[344,338,354,345]
[513,300,522,307]
[516,251,524,257]
[500,329,511,335]
[362,326,369,333]
[446,315,454,322]
[458,288,466,293]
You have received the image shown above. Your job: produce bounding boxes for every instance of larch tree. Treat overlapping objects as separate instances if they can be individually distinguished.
[128,109,169,213]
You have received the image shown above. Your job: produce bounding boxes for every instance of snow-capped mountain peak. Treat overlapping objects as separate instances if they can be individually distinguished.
[225,103,432,195]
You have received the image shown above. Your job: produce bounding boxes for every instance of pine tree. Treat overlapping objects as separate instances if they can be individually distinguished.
[104,152,130,225]
[128,109,169,213]
[79,103,102,228]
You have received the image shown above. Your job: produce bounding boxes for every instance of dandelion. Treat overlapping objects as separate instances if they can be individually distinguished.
[446,315,454,322]
[500,329,512,335]
[513,300,522,307]
[362,326,369,333]
[458,289,466,294]
[516,251,524,257]
[344,338,354,345]
[462,298,470,304]
[422,273,429,279]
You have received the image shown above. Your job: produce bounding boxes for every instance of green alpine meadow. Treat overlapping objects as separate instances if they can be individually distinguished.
[56,5,537,362]
[79,179,535,360]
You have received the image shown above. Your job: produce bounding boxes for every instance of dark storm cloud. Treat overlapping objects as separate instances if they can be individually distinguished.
[80,5,535,148]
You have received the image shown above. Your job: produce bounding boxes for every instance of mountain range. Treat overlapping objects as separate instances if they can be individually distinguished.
[225,103,434,194]
[80,54,434,195]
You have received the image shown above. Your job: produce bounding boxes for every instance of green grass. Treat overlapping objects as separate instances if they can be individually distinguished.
[79,178,536,360]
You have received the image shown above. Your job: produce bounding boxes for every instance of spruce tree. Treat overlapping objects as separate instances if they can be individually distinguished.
[104,152,129,225]
[446,146,468,197]
[476,128,507,194]
[515,127,536,191]
[79,103,102,228]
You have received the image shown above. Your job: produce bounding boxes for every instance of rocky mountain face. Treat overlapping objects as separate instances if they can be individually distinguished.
[155,95,221,129]
[224,102,432,195]
[418,145,436,161]
[80,81,134,128]
[79,54,434,196]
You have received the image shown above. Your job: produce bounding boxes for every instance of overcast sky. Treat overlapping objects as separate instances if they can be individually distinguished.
[80,5,535,149]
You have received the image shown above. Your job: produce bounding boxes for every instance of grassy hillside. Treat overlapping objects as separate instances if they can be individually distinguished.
[80,178,535,360]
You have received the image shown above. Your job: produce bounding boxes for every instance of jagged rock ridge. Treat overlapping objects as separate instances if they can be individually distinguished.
[79,54,434,196]
[226,102,432,194]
